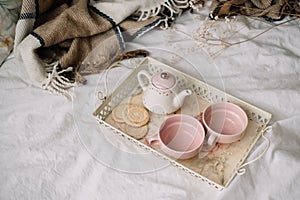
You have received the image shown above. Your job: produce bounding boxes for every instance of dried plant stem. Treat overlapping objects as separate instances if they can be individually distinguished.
[208,17,298,57]
[174,16,298,58]
[219,17,298,46]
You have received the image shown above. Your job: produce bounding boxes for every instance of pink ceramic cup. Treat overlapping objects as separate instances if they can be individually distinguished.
[146,114,205,160]
[202,102,248,145]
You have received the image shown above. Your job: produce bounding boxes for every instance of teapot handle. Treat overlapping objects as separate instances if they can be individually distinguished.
[137,70,152,91]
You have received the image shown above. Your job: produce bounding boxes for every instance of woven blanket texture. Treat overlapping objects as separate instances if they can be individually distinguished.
[12,0,299,98]
[14,0,179,98]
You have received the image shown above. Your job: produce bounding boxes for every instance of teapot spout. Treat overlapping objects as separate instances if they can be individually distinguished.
[173,89,192,109]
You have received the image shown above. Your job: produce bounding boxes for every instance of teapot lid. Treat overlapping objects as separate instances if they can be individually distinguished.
[152,72,176,89]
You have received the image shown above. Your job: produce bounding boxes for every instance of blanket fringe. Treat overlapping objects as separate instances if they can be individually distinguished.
[42,62,77,100]
[134,0,190,21]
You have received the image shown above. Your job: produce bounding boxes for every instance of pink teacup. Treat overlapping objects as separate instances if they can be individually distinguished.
[146,114,205,160]
[201,102,248,149]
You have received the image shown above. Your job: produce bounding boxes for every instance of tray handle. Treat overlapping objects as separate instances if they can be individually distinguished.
[236,126,272,175]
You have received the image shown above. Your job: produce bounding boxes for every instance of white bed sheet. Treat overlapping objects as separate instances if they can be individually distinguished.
[1,10,300,200]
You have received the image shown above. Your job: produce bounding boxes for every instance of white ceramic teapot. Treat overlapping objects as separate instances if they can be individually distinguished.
[137,70,192,114]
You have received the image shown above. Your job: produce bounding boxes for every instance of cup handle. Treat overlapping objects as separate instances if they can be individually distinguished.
[207,134,217,146]
[195,112,218,152]
[146,133,159,146]
[200,133,217,152]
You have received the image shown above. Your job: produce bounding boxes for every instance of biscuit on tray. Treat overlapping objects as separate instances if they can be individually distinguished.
[108,102,150,140]
[129,93,143,106]
[124,124,148,140]
[123,104,149,127]
[112,104,127,123]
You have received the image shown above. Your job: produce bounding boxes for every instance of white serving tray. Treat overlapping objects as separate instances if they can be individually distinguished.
[93,57,272,190]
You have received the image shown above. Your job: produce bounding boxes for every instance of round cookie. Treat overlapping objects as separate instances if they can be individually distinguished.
[112,104,127,123]
[105,114,125,130]
[129,94,143,106]
[124,124,148,140]
[123,104,149,127]
[116,122,127,132]
[105,114,117,126]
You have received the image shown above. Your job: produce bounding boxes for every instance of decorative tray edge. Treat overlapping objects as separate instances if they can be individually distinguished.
[93,57,272,190]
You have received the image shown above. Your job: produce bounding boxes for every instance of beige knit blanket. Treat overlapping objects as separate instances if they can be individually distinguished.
[14,0,294,99]
[14,0,192,98]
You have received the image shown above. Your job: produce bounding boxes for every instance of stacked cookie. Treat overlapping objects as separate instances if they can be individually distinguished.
[106,97,150,140]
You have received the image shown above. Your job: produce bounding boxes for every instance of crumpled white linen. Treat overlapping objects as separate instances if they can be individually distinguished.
[1,7,300,200]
